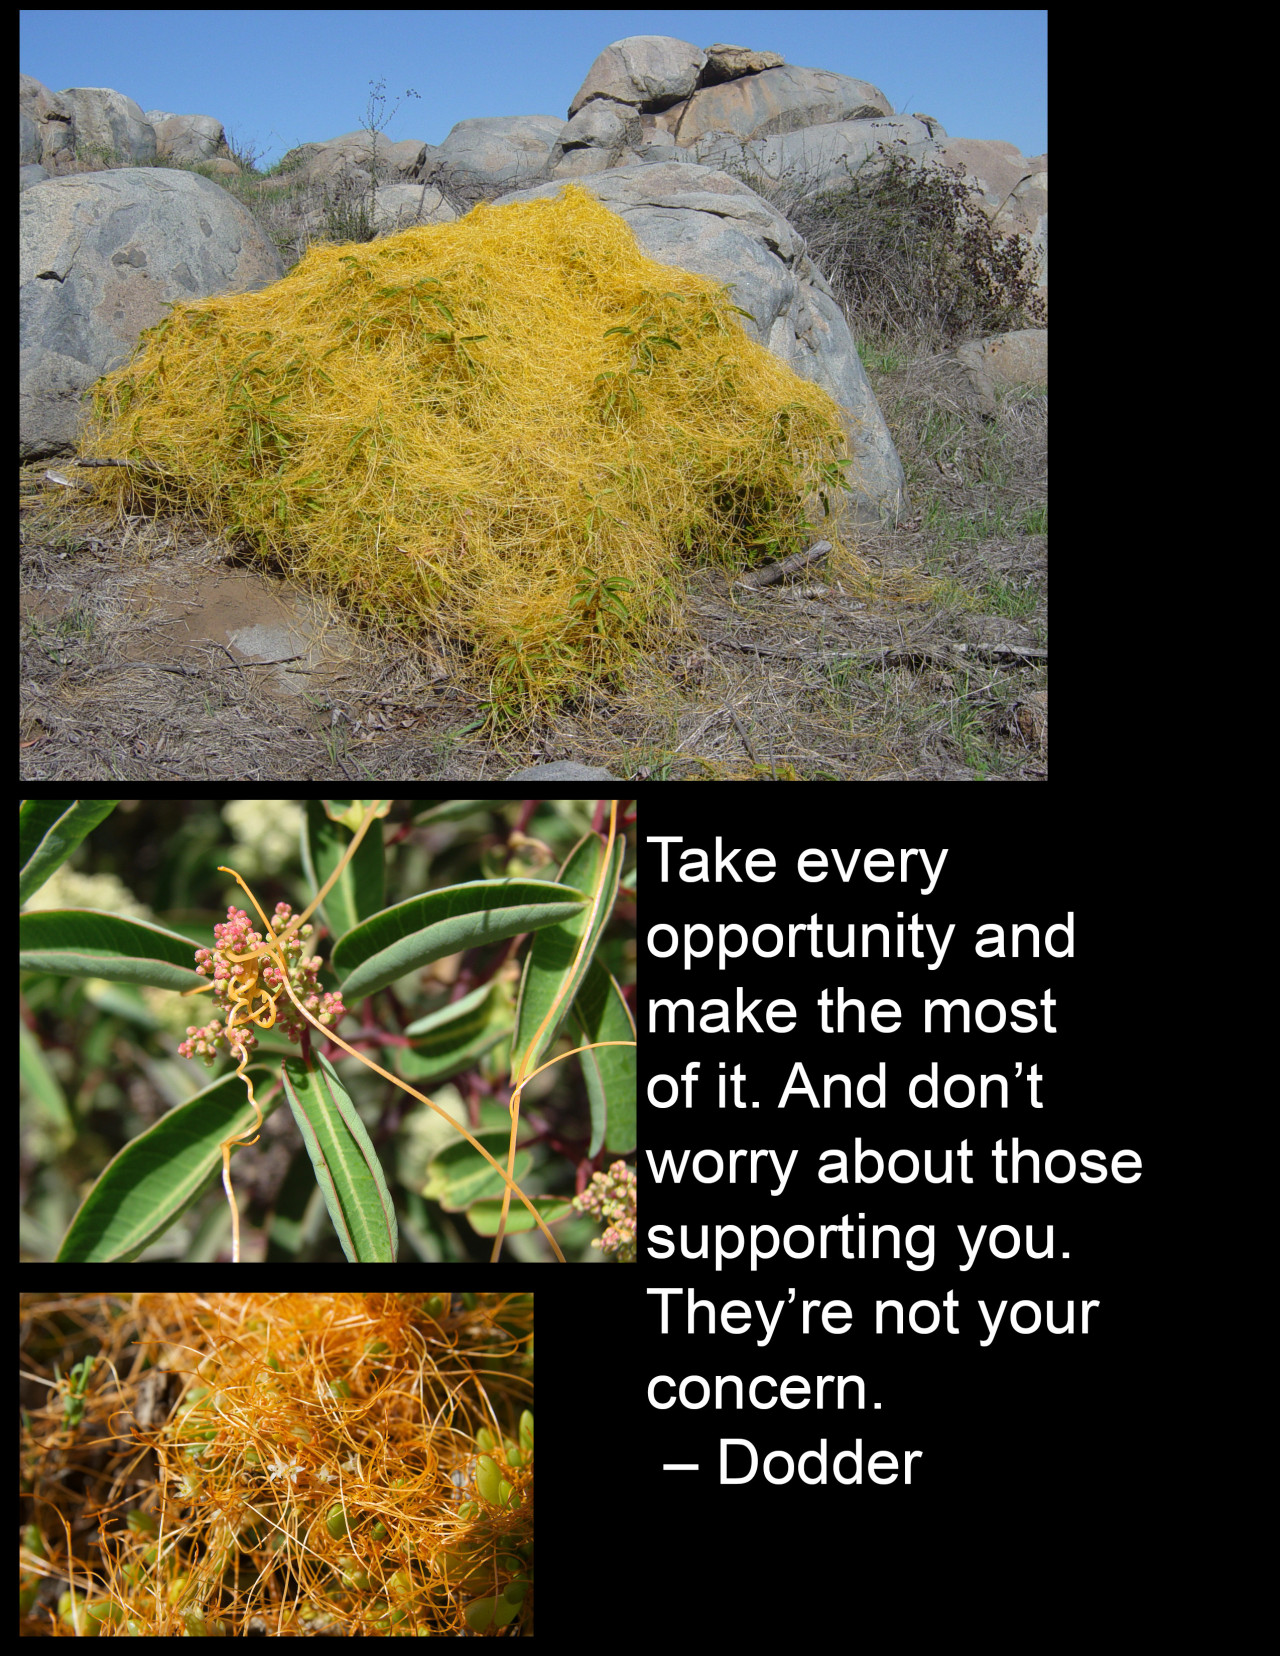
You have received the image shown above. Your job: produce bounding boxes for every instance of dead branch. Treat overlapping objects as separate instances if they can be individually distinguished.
[59,457,164,470]
[735,540,832,587]
[832,642,1047,670]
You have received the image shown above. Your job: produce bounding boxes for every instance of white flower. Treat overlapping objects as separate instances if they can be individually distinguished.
[222,800,305,877]
[23,865,152,920]
[268,1458,301,1486]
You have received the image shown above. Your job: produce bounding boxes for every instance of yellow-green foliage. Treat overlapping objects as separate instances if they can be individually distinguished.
[81,184,857,712]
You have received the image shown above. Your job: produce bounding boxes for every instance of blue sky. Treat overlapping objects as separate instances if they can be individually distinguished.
[20,9,1046,171]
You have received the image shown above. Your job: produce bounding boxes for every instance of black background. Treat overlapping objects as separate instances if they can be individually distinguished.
[604,788,1182,1631]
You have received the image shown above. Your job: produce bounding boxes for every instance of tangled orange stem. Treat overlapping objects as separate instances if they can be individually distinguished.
[218,864,570,1263]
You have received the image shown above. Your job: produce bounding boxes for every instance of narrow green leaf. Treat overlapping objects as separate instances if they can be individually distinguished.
[332,880,589,1002]
[301,800,386,941]
[401,980,514,1087]
[572,963,636,1156]
[409,800,493,826]
[57,1068,278,1261]
[282,1054,398,1262]
[511,830,624,1082]
[423,1128,532,1211]
[19,1018,75,1153]
[19,910,208,992]
[466,1195,575,1236]
[20,800,119,907]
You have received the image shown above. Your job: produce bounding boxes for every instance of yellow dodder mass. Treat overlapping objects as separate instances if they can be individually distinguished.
[82,186,855,703]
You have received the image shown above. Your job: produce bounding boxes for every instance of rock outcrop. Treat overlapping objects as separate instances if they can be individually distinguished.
[20,168,282,459]
[20,74,75,179]
[17,36,1046,493]
[21,77,239,184]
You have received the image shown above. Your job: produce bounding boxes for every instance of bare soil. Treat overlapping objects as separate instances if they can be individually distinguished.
[19,359,1047,781]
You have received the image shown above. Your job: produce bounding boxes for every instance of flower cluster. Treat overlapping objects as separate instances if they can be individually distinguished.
[178,903,345,1065]
[573,1159,637,1262]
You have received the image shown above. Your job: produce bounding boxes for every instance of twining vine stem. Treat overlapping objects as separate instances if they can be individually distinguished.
[191,801,632,1262]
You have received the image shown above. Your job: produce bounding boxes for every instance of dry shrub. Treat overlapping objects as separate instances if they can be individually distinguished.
[756,144,1047,355]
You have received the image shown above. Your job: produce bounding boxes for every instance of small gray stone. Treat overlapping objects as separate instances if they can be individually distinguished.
[506,762,622,781]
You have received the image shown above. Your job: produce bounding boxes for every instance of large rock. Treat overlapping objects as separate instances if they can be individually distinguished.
[278,128,430,188]
[879,329,1050,429]
[20,76,235,184]
[964,329,1047,390]
[20,75,76,176]
[652,63,893,147]
[492,163,905,527]
[19,168,283,461]
[144,109,233,166]
[690,115,937,191]
[550,101,647,177]
[59,87,156,167]
[569,36,707,117]
[555,37,896,184]
[369,181,458,233]
[700,44,787,83]
[426,115,565,186]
